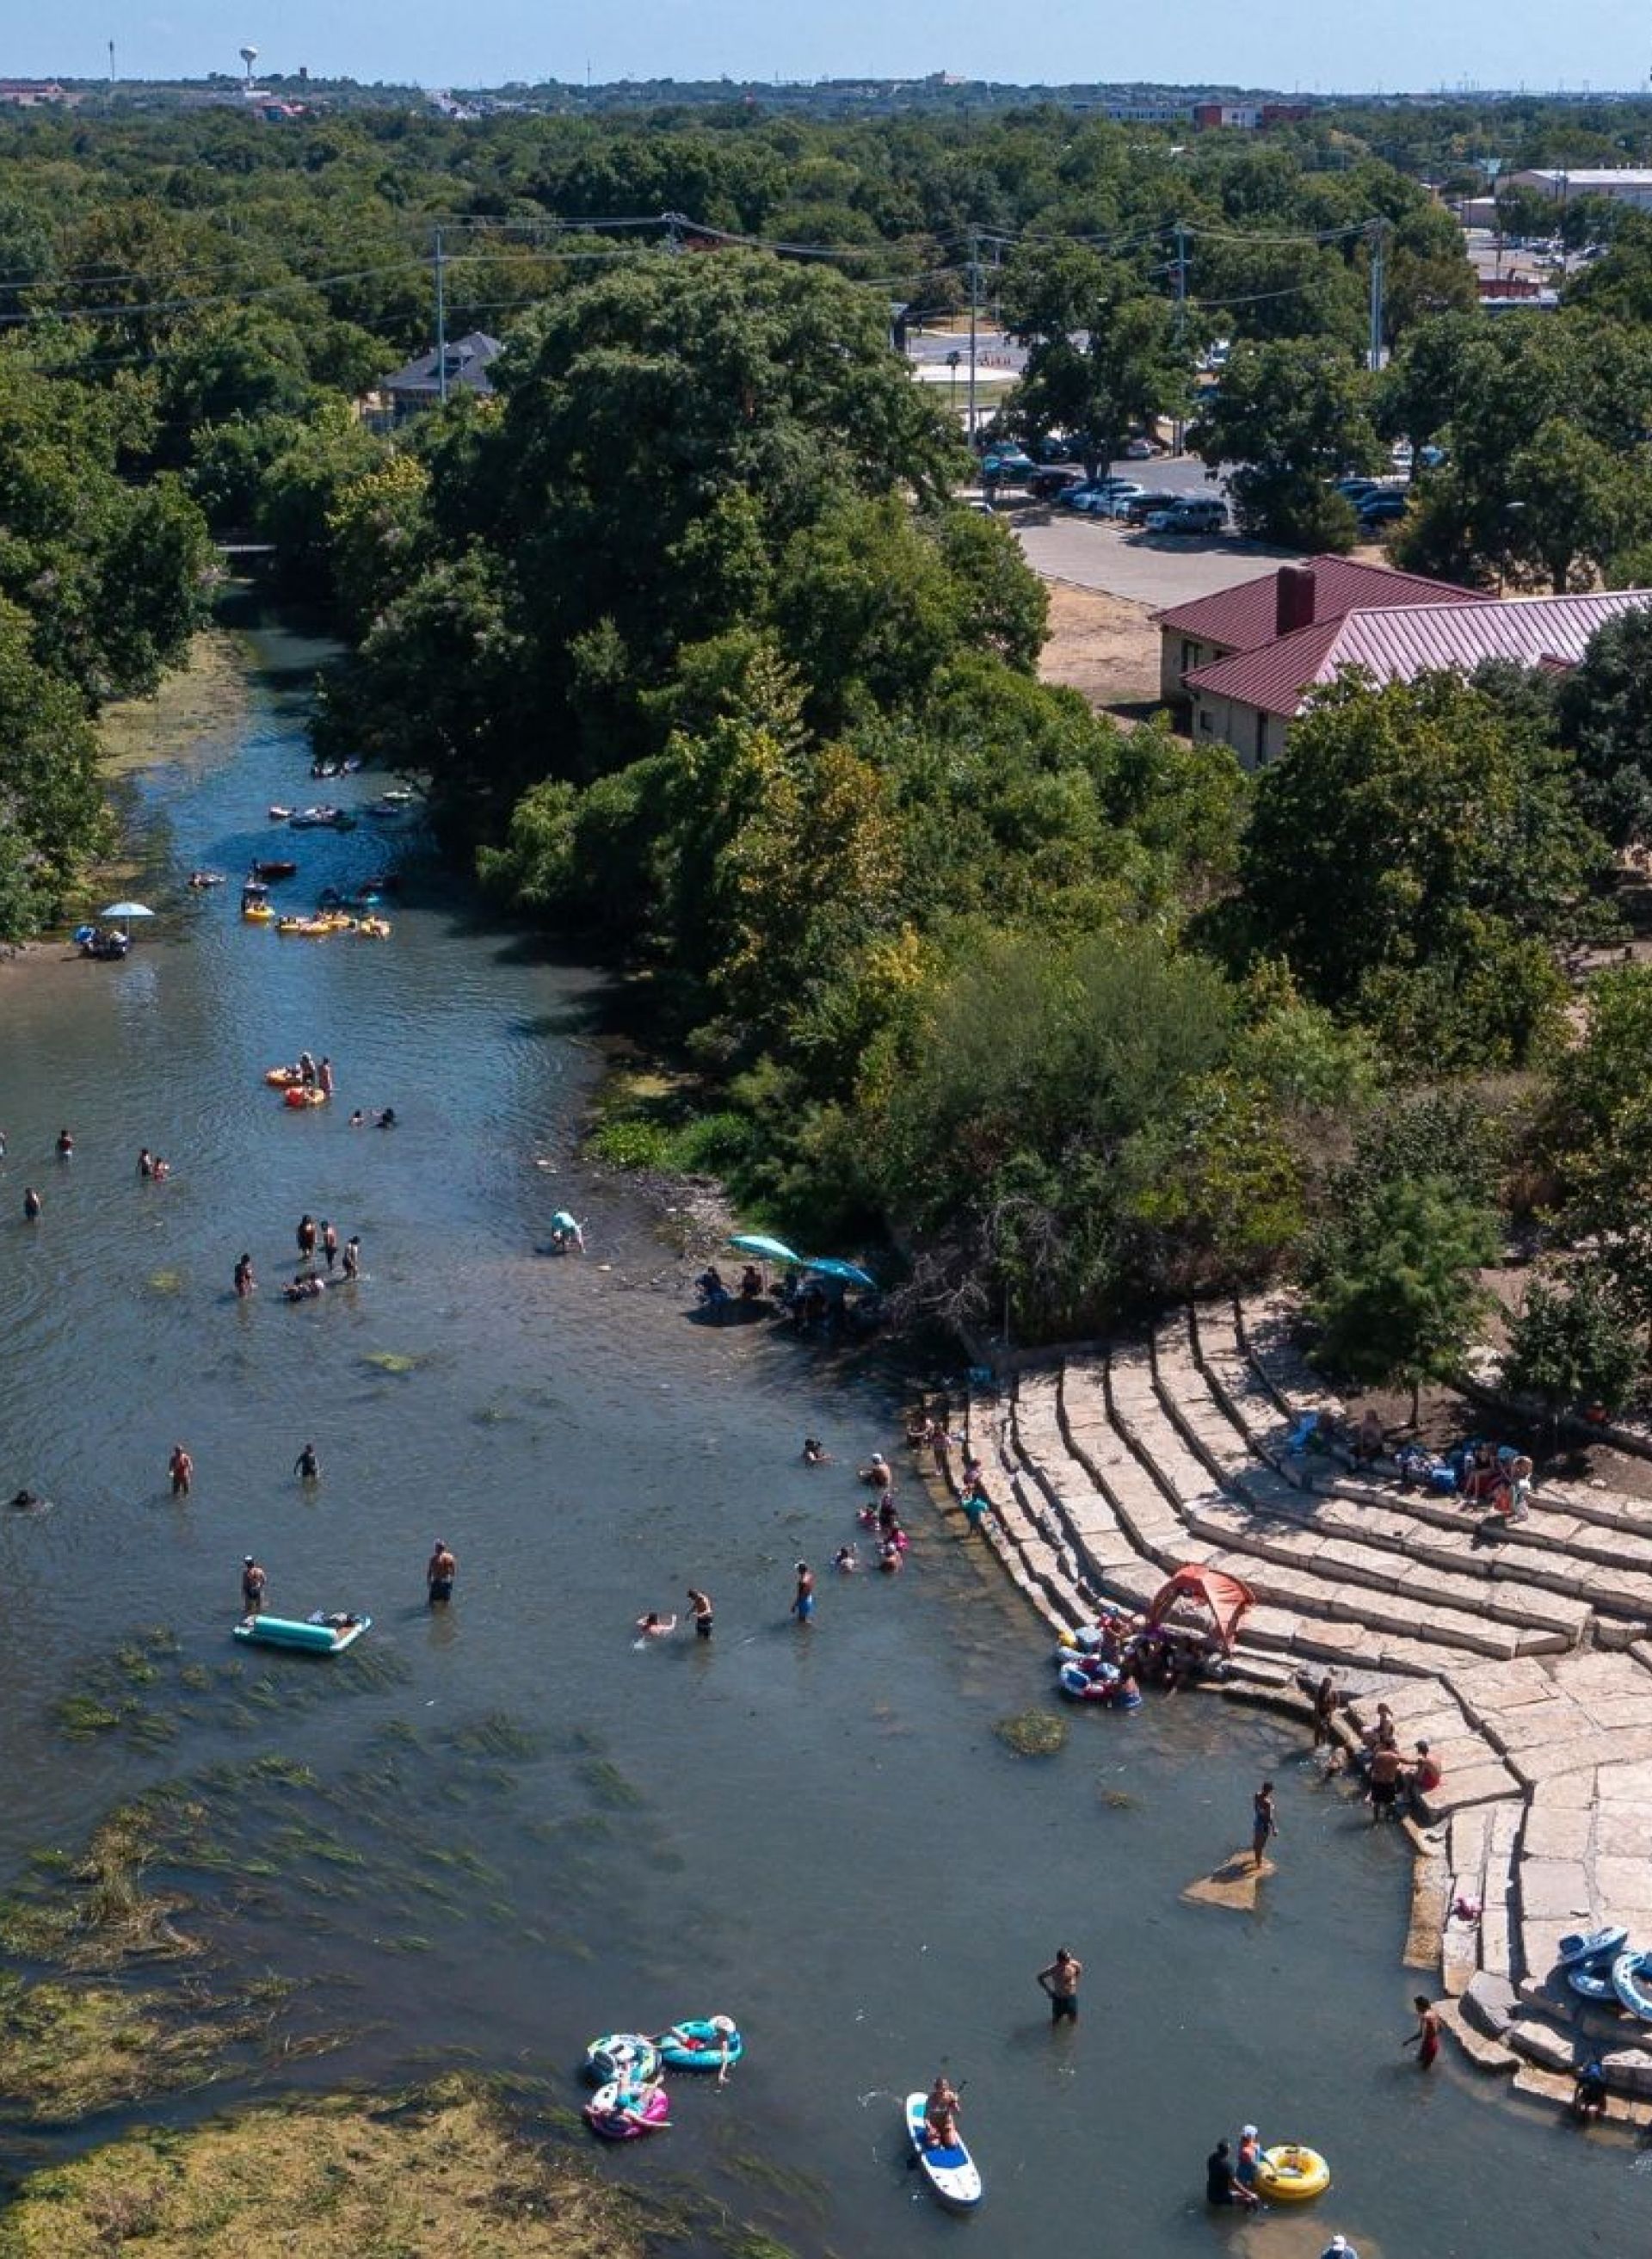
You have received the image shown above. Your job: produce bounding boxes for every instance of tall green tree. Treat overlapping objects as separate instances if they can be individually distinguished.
[1190,339,1378,550]
[1236,670,1600,1064]
[1001,244,1188,471]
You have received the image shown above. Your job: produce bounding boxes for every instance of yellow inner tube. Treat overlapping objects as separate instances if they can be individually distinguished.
[1255,2145,1330,2201]
[242,904,272,921]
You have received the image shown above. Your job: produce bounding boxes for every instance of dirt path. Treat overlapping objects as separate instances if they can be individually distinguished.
[1038,580,1163,720]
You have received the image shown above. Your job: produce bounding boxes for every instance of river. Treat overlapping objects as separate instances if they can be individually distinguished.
[0,605,1639,2255]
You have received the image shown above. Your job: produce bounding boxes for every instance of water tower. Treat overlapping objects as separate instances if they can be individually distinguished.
[239,45,259,90]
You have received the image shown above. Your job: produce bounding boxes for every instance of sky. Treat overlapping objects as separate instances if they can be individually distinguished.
[12,0,1648,97]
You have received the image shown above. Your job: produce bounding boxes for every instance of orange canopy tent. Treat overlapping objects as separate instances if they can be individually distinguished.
[1148,1563,1255,1654]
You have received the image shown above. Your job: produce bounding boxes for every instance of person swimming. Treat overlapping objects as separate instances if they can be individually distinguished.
[833,1544,859,1572]
[802,1437,831,1465]
[635,1610,677,1637]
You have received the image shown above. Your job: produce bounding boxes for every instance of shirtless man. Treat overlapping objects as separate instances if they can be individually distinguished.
[792,1562,816,1623]
[1369,1739,1403,1824]
[1403,1995,1441,2070]
[241,1556,268,1615]
[427,1539,457,1606]
[169,1443,194,1497]
[321,1221,338,1272]
[687,1587,713,1639]
[342,1235,361,1281]
[924,2073,960,2149]
[1038,1945,1083,2024]
[296,1213,317,1262]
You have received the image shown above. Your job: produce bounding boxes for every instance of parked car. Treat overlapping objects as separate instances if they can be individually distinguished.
[1144,497,1227,535]
[1026,466,1086,499]
[1032,434,1080,463]
[1357,491,1410,526]
[1092,483,1149,516]
[1122,490,1183,524]
[1122,435,1159,460]
[1332,477,1382,503]
[981,448,1035,481]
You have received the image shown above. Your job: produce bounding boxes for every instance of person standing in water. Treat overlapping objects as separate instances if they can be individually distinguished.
[342,1235,361,1281]
[293,1441,321,1484]
[1403,1995,1441,2071]
[317,1057,335,1098]
[792,1562,816,1624]
[1252,1781,1279,1868]
[234,1252,256,1298]
[1038,1945,1083,2024]
[169,1443,194,1498]
[687,1587,713,1639]
[321,1220,338,1273]
[22,1187,40,1221]
[55,1128,73,1159]
[427,1538,457,1606]
[241,1555,267,1615]
[296,1214,317,1263]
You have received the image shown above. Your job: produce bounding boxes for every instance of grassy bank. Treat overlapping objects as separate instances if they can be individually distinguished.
[0,2074,669,2258]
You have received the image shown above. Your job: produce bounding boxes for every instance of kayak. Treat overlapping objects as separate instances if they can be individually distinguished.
[904,2092,982,2211]
[585,2033,663,2085]
[232,1612,371,1655]
[583,2080,669,2140]
[251,860,298,882]
[656,2017,743,2072]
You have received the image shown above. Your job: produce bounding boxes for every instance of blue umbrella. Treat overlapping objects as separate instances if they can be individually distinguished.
[804,1256,878,1290]
[729,1232,801,1266]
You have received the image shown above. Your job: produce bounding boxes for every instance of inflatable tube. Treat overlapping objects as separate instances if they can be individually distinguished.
[583,2080,669,2140]
[1560,1925,1628,1968]
[282,1085,326,1108]
[585,2034,662,2086]
[656,2018,743,2072]
[265,1067,304,1087]
[1612,1949,1652,2020]
[1570,1960,1619,2002]
[1255,2146,1330,2203]
[1057,1661,1118,1702]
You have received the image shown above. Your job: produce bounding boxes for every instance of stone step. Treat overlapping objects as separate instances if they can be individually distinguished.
[1106,1349,1573,1660]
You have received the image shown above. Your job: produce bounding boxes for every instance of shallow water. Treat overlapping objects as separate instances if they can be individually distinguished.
[0,608,1638,2252]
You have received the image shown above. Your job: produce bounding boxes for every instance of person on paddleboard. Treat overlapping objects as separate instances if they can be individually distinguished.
[923,2073,959,2148]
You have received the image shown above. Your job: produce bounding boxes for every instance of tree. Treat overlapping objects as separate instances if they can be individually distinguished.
[1557,606,1652,845]
[1555,967,1652,1336]
[1001,244,1188,471]
[1306,1175,1498,1422]
[1236,670,1600,1065]
[1504,1266,1642,1438]
[0,599,109,940]
[1190,339,1379,550]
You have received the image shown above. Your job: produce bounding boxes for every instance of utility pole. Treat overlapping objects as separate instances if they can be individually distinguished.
[1368,219,1386,373]
[1173,219,1189,455]
[434,226,448,404]
[966,227,979,446]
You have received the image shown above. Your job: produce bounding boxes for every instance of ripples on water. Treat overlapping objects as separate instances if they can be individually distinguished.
[0,613,1640,2256]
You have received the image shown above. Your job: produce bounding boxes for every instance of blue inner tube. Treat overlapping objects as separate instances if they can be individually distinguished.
[1570,1961,1618,2002]
[657,2020,743,2070]
[1612,1948,1652,2019]
[1559,1924,1628,1967]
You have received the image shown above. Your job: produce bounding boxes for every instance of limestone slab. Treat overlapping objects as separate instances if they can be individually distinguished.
[1591,1808,1652,1858]
[1518,1805,1594,1863]
[1530,1767,1597,1810]
[1518,1860,1593,1919]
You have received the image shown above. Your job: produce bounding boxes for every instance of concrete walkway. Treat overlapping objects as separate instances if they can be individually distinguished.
[940,1293,1652,2114]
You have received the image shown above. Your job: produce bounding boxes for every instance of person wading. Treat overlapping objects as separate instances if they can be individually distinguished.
[1038,1946,1083,2024]
[427,1538,457,1607]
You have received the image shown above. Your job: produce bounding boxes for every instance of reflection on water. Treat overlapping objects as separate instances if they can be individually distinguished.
[0,609,1642,2254]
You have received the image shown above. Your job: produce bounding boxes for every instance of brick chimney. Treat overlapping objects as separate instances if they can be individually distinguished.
[1275,565,1316,638]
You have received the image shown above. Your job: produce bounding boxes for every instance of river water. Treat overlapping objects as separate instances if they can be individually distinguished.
[0,608,1638,2255]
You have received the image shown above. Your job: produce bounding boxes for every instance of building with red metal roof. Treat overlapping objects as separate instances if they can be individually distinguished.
[1184,589,1652,769]
[1155,555,1493,709]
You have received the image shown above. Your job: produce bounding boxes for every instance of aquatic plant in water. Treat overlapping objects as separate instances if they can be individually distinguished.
[993,1707,1068,1756]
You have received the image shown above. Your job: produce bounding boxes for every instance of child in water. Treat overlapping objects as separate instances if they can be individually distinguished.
[833,1544,859,1572]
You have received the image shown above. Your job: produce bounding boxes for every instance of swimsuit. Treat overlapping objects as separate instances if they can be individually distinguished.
[794,1591,814,1620]
[695,1614,712,1638]
[1050,1991,1077,2021]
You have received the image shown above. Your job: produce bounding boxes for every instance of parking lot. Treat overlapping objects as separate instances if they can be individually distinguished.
[1014,509,1294,611]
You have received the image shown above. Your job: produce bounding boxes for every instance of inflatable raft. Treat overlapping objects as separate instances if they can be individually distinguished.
[1612,1948,1652,2020]
[656,2017,743,2072]
[233,1613,370,1655]
[904,2092,983,2212]
[1254,2145,1330,2202]
[1560,1925,1628,1968]
[583,2080,669,2140]
[585,2033,663,2086]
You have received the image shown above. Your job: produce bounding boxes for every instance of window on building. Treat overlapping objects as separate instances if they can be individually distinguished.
[1198,709,1214,735]
[1180,639,1199,671]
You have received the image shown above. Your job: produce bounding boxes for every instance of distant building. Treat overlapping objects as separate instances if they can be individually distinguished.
[1192,100,1310,131]
[1504,168,1652,212]
[0,79,69,106]
[371,332,502,428]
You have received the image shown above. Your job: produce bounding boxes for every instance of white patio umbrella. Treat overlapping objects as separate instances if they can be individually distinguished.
[100,901,155,939]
